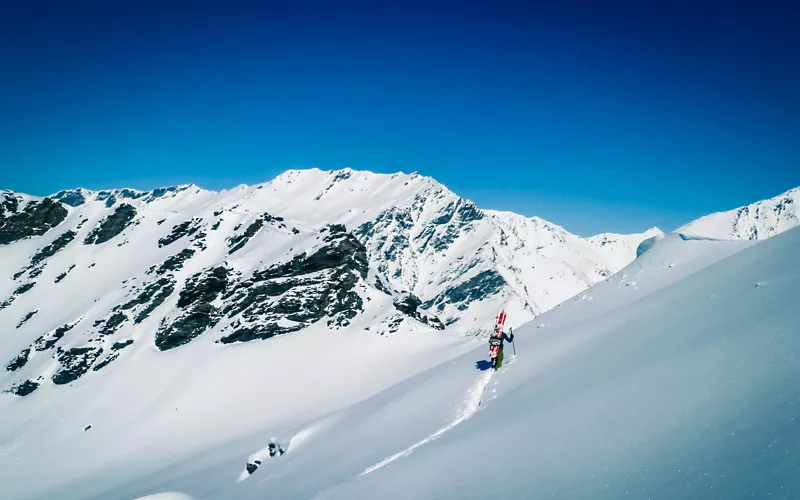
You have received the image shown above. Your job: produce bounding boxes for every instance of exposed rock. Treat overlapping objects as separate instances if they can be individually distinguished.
[0,281,37,311]
[54,264,76,283]
[119,276,176,324]
[0,197,69,245]
[34,322,78,351]
[155,302,221,351]
[6,348,31,371]
[155,248,195,275]
[52,189,87,207]
[92,352,119,372]
[424,269,506,313]
[52,346,103,385]
[219,232,367,344]
[16,310,38,329]
[6,379,40,397]
[98,311,128,336]
[30,230,77,266]
[83,204,137,245]
[158,219,202,247]
[178,267,229,308]
[111,339,134,351]
[154,267,230,351]
[227,215,271,254]
[393,293,445,330]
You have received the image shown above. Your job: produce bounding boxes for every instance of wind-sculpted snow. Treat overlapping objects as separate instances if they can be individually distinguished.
[679,185,799,240]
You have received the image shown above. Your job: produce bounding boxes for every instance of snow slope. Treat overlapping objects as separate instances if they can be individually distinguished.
[28,224,797,500]
[0,169,662,499]
[679,186,799,240]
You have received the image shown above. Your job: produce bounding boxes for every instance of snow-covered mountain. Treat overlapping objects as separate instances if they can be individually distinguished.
[678,186,799,240]
[1,170,797,499]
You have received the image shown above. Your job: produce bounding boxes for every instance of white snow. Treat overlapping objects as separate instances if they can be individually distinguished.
[1,170,797,499]
[679,186,799,240]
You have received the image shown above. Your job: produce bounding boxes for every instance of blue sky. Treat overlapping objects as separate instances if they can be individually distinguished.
[1,0,798,235]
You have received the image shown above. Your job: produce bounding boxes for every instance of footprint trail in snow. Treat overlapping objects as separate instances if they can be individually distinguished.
[360,369,495,476]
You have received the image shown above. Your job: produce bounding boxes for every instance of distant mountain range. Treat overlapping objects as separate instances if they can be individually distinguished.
[0,169,797,400]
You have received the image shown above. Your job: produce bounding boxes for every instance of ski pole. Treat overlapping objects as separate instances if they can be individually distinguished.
[511,327,516,356]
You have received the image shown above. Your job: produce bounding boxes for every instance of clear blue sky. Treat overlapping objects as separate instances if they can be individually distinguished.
[1,0,798,235]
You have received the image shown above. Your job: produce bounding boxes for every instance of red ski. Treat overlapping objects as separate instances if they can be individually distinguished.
[488,310,507,366]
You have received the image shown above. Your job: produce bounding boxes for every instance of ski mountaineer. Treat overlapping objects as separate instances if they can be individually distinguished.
[488,310,514,370]
[490,328,514,370]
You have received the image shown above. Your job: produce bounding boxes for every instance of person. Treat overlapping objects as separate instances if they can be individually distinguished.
[491,327,514,369]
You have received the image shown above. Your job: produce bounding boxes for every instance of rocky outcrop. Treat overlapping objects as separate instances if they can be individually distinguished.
[218,230,367,344]
[226,213,284,254]
[54,265,76,283]
[153,248,195,275]
[6,348,31,371]
[83,204,137,245]
[0,197,68,245]
[31,230,76,266]
[6,379,40,397]
[393,293,445,330]
[0,281,37,311]
[119,276,176,324]
[52,346,103,385]
[16,310,38,329]
[154,267,229,350]
[158,219,202,247]
[34,322,78,351]
[424,269,506,313]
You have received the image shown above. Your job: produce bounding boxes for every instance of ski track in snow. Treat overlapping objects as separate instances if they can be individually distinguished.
[360,369,494,476]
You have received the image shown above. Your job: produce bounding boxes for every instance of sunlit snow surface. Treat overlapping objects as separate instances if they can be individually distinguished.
[2,226,793,499]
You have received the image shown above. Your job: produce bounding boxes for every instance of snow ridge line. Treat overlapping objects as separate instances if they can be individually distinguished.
[360,369,494,476]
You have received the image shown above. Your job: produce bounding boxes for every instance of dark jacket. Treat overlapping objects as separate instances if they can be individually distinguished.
[490,331,514,348]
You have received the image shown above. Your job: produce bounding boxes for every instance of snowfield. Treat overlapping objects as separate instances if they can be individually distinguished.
[1,171,798,499]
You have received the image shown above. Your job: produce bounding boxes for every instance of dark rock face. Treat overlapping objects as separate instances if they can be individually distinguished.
[52,346,103,385]
[227,214,276,254]
[12,229,78,282]
[111,339,134,351]
[0,281,37,311]
[392,293,446,330]
[52,189,87,207]
[119,276,176,324]
[154,248,195,275]
[393,294,422,316]
[6,379,40,396]
[30,230,76,266]
[218,232,367,344]
[34,322,77,351]
[83,204,137,245]
[6,348,31,371]
[16,310,38,329]
[177,266,229,308]
[425,269,506,312]
[158,219,202,247]
[155,302,221,350]
[0,197,68,245]
[54,265,76,283]
[154,267,229,351]
[98,311,128,336]
[14,282,36,295]
[92,352,119,372]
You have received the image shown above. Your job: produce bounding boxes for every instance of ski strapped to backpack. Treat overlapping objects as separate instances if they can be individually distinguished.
[488,310,507,362]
